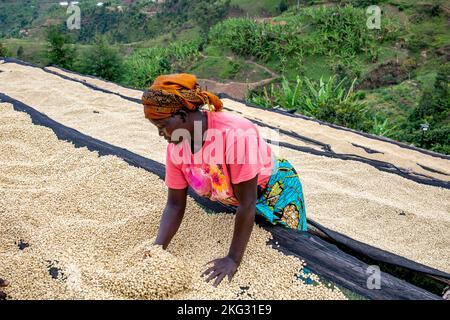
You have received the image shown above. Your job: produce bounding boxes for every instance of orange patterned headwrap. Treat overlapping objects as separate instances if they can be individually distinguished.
[141,73,223,120]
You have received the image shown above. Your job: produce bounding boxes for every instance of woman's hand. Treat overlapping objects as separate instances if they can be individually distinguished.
[201,175,258,288]
[202,256,239,287]
[0,278,10,300]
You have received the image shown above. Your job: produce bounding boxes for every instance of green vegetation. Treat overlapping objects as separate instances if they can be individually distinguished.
[400,64,450,153]
[0,42,8,57]
[209,6,401,75]
[0,0,42,37]
[230,0,292,16]
[75,36,124,82]
[190,57,270,82]
[46,26,76,69]
[248,75,372,132]
[73,1,156,43]
[0,0,448,154]
[122,39,203,88]
[159,0,231,33]
[2,38,56,65]
[209,18,290,62]
[16,46,24,59]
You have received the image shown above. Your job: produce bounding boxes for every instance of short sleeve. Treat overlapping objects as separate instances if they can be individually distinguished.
[165,144,188,189]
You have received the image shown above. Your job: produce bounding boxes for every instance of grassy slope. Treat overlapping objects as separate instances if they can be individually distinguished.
[254,1,448,136]
[360,3,449,130]
[188,53,273,82]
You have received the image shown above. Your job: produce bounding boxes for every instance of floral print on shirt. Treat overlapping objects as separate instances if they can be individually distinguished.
[185,163,239,206]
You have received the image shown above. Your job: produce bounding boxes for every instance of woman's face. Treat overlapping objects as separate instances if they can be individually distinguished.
[149,114,186,144]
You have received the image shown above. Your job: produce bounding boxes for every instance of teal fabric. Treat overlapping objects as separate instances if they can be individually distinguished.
[255,158,307,231]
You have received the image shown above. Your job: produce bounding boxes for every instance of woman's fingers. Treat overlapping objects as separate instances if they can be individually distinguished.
[206,270,221,283]
[203,259,219,268]
[213,274,226,287]
[0,278,9,287]
[201,266,216,278]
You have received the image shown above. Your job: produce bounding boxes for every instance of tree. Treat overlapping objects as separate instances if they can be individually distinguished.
[46,26,76,68]
[405,63,450,153]
[0,42,8,57]
[191,0,231,33]
[76,36,124,82]
[410,64,449,125]
[278,0,289,13]
[160,0,231,33]
[16,46,24,59]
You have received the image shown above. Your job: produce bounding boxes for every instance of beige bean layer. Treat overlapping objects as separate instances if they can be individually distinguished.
[0,103,345,300]
[45,65,315,150]
[1,61,449,273]
[1,61,166,164]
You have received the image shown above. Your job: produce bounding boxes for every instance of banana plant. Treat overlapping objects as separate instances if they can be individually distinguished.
[371,115,398,137]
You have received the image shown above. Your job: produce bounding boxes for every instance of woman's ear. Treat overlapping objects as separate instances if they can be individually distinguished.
[175,110,188,123]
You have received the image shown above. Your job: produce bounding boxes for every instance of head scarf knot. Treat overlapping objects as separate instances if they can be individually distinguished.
[142,73,223,120]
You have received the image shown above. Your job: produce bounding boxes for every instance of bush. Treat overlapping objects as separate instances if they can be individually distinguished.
[248,75,372,131]
[75,36,124,82]
[157,0,231,35]
[334,62,362,88]
[76,3,151,43]
[371,115,398,137]
[278,0,289,13]
[0,42,8,57]
[403,63,450,153]
[122,39,202,88]
[302,6,378,58]
[16,46,24,59]
[46,26,76,69]
[407,33,429,53]
[209,6,398,68]
[338,0,381,7]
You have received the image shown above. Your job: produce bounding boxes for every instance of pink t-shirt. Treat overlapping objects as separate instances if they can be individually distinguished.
[165,110,274,206]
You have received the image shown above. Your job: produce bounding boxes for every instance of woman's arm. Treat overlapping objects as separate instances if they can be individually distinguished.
[227,175,258,264]
[154,187,188,249]
[202,175,258,287]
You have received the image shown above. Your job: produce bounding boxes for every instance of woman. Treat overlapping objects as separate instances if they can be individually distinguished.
[142,73,307,287]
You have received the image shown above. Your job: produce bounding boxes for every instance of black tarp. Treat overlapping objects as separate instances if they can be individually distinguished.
[0,92,445,300]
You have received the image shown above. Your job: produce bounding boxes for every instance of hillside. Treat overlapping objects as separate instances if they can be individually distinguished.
[0,0,449,155]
